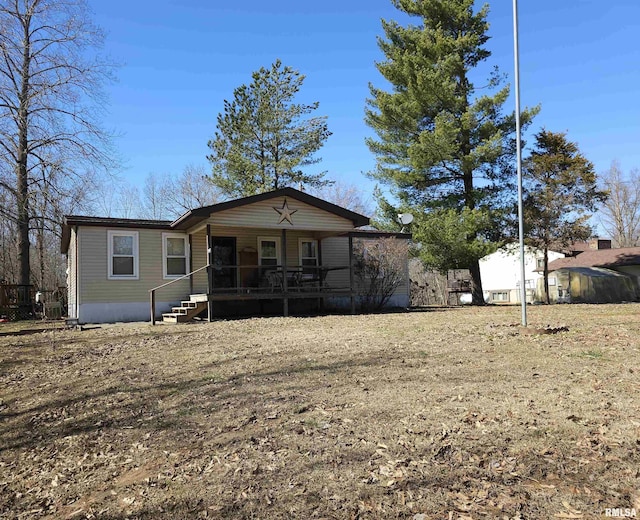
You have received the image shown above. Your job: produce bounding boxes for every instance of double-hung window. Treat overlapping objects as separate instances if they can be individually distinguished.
[108,230,139,280]
[163,233,189,278]
[299,239,318,276]
[258,237,281,268]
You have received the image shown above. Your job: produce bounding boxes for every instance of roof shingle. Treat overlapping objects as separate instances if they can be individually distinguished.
[547,247,640,271]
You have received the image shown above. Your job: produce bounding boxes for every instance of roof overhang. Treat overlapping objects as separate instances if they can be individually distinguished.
[342,230,412,239]
[171,187,370,230]
[61,216,171,254]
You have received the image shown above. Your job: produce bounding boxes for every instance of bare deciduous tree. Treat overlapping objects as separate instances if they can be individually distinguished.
[164,165,221,217]
[0,0,116,287]
[599,161,640,248]
[95,166,222,221]
[140,167,222,220]
[141,174,170,220]
[353,237,408,311]
[309,181,372,217]
[116,184,142,219]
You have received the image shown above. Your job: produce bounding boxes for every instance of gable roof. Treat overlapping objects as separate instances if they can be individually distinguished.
[171,187,369,230]
[547,246,640,271]
[61,188,371,254]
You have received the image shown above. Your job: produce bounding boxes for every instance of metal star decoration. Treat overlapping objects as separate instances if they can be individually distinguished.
[273,199,297,225]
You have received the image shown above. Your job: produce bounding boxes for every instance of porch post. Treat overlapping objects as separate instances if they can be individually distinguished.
[317,237,323,312]
[150,289,156,325]
[348,234,355,314]
[281,228,288,317]
[188,234,194,295]
[207,224,213,322]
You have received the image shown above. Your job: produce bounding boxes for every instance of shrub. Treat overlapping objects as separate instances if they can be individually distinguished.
[353,237,408,311]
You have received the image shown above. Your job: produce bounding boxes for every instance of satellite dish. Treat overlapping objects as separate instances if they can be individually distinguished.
[398,213,414,225]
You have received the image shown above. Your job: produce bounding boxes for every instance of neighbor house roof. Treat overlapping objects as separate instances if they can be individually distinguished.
[557,267,632,278]
[171,187,370,230]
[547,246,640,272]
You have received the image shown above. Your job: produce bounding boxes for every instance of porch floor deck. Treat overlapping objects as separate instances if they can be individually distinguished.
[205,288,353,301]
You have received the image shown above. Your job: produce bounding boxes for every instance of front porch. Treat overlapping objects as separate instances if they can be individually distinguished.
[151,225,359,324]
[161,274,354,323]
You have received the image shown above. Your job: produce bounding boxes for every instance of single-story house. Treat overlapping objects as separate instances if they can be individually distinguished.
[545,247,640,303]
[61,187,411,324]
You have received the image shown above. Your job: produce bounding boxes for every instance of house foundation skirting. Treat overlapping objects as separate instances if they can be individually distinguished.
[78,301,179,324]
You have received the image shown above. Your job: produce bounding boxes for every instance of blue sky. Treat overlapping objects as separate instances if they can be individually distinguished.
[92,0,640,199]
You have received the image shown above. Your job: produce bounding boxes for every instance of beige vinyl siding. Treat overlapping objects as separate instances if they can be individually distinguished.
[191,232,208,293]
[194,196,354,232]
[189,227,331,293]
[322,236,410,297]
[79,226,189,303]
[67,227,77,318]
[318,237,351,289]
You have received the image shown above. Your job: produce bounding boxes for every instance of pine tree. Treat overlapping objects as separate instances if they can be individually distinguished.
[524,130,606,303]
[207,60,332,198]
[365,0,537,304]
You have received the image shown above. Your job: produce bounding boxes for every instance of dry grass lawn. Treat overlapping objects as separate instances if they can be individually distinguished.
[1,304,639,519]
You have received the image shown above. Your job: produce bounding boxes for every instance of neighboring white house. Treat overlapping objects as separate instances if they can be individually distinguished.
[479,244,565,303]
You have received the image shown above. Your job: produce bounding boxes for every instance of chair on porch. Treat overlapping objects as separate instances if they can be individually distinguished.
[298,267,330,291]
[263,268,303,292]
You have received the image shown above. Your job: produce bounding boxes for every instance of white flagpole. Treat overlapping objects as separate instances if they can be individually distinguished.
[513,0,527,326]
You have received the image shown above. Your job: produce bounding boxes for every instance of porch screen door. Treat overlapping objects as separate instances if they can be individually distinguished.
[212,237,237,289]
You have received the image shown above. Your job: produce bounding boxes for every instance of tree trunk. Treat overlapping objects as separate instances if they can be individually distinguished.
[17,13,32,288]
[37,217,45,290]
[469,259,485,305]
[17,167,30,287]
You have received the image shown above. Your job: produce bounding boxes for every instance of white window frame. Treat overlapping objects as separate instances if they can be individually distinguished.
[107,230,139,280]
[162,233,189,279]
[492,291,509,302]
[299,238,318,273]
[258,236,281,267]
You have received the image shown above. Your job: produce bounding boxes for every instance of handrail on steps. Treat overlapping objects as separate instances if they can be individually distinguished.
[149,264,210,325]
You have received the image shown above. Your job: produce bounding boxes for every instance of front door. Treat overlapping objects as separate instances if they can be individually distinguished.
[212,237,237,290]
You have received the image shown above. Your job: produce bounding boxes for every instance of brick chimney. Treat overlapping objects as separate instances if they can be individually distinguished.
[588,238,612,250]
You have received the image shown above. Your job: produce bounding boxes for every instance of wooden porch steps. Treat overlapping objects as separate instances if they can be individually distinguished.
[162,294,207,324]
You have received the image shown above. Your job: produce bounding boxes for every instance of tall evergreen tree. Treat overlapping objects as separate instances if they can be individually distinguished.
[365,0,537,304]
[207,60,332,198]
[524,129,606,304]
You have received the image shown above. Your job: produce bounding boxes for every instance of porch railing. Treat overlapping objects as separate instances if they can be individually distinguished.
[207,264,351,294]
[209,264,356,317]
[149,264,210,325]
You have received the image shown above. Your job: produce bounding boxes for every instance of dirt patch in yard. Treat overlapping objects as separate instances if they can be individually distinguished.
[1,305,639,519]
